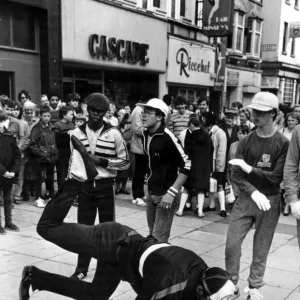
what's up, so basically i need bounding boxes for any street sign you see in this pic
[214,43,226,91]
[290,23,300,38]
[203,0,234,37]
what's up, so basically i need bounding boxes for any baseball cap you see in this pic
[137,98,169,117]
[247,92,278,111]
[202,267,235,300]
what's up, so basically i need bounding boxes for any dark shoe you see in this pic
[70,271,87,280]
[119,189,130,195]
[203,206,216,212]
[19,266,32,300]
[72,199,78,207]
[5,223,20,232]
[0,226,6,235]
[220,210,227,218]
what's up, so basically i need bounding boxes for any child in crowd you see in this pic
[74,113,86,128]
[0,111,21,234]
[29,107,58,208]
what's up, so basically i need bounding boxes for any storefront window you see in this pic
[0,71,14,99]
[283,78,294,103]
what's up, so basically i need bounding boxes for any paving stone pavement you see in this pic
[1,193,300,300]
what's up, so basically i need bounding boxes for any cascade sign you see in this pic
[88,34,150,66]
[202,0,234,37]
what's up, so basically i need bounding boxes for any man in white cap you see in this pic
[226,92,289,300]
[137,98,191,242]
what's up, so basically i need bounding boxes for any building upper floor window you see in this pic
[291,38,296,57]
[141,0,166,10]
[245,18,262,56]
[0,3,37,51]
[282,22,289,54]
[227,11,245,52]
[195,0,203,28]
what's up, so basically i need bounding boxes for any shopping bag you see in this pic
[225,182,235,203]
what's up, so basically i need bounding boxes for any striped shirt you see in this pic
[168,110,192,137]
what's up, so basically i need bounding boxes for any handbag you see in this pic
[209,177,217,193]
[225,182,236,203]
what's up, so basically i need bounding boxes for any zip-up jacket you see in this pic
[141,125,191,195]
[0,128,21,185]
[71,122,130,179]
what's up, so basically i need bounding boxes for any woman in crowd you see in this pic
[279,112,300,216]
[239,108,255,130]
[227,125,250,199]
[115,109,132,195]
[176,116,213,218]
[188,103,196,113]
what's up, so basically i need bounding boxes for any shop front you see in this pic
[61,0,167,108]
[166,36,215,104]
[226,67,262,108]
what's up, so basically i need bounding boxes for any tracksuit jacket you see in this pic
[141,124,191,196]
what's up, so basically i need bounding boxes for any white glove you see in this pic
[229,159,252,174]
[251,191,271,211]
[290,201,300,219]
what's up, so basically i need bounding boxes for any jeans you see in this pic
[75,179,115,275]
[36,180,135,300]
[132,153,148,199]
[56,156,70,190]
[35,163,55,199]
[13,161,25,200]
[0,184,13,225]
[146,192,179,242]
[225,192,280,288]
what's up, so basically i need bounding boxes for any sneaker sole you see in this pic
[5,227,20,232]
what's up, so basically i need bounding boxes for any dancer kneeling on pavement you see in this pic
[176,115,214,218]
[20,179,235,300]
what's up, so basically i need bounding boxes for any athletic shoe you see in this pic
[0,226,6,235]
[19,266,33,300]
[175,210,183,217]
[198,212,205,218]
[203,206,216,212]
[135,198,146,207]
[35,198,46,208]
[245,287,263,300]
[5,223,20,232]
[70,271,87,280]
[220,210,227,218]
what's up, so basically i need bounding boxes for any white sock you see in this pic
[177,193,189,214]
[218,190,226,211]
[209,192,216,208]
[197,193,205,215]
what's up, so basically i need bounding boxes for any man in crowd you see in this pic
[203,111,227,217]
[169,96,192,137]
[67,93,83,117]
[18,90,31,106]
[54,106,75,190]
[226,92,289,300]
[40,95,50,108]
[139,98,191,242]
[197,97,210,123]
[130,96,148,207]
[283,110,300,258]
[49,92,64,123]
[19,179,235,300]
[70,93,130,280]
[29,106,58,208]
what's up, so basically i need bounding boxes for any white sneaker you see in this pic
[35,198,46,208]
[175,210,183,217]
[244,287,263,300]
[135,198,146,207]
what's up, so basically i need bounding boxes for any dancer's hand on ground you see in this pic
[229,159,252,174]
[251,191,271,211]
[160,193,175,210]
[290,201,300,219]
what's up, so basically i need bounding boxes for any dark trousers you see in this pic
[75,179,115,275]
[56,156,70,190]
[35,180,133,300]
[35,163,55,199]
[132,153,148,199]
[0,184,13,225]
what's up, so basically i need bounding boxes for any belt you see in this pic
[139,243,170,277]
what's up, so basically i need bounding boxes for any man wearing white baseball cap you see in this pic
[226,92,289,300]
[137,98,191,242]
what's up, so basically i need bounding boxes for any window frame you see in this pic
[195,0,203,28]
[245,18,262,57]
[228,11,246,53]
[0,3,39,53]
[282,22,289,55]
[291,37,296,57]
[295,0,299,9]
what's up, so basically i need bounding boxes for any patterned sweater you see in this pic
[168,110,192,137]
[70,122,130,180]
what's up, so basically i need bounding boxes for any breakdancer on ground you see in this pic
[19,179,235,300]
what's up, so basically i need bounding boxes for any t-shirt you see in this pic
[232,130,289,196]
